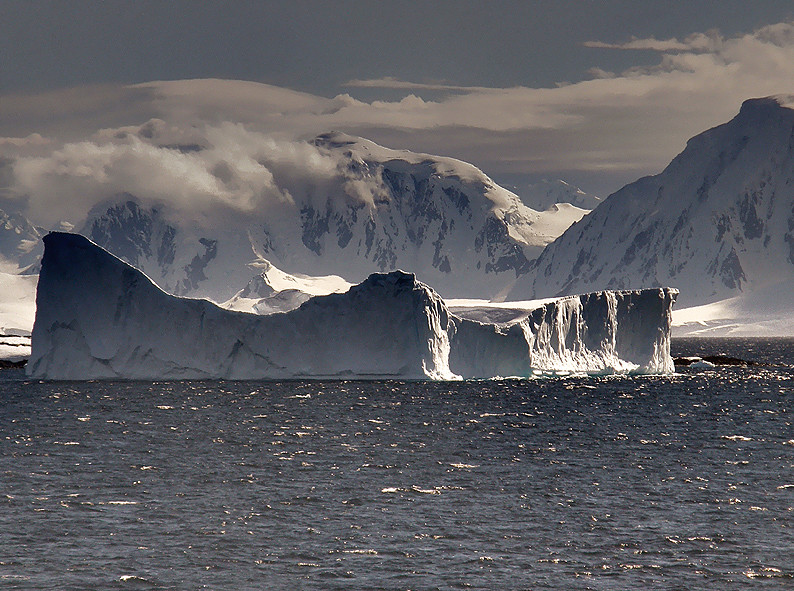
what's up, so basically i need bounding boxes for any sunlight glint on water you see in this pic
[0,338,792,590]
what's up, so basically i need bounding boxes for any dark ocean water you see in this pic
[0,338,792,590]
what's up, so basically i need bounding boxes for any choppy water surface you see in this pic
[0,338,792,590]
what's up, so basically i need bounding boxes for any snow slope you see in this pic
[511,97,794,308]
[28,233,676,379]
[0,266,36,361]
[0,208,42,272]
[515,179,601,211]
[0,262,36,361]
[222,260,352,314]
[0,268,37,335]
[672,278,794,336]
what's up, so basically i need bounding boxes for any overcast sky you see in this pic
[3,0,794,220]
[3,0,792,96]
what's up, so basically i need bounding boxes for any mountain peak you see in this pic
[731,96,794,129]
[312,131,359,150]
[739,95,794,114]
[510,98,794,307]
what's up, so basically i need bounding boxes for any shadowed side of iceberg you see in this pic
[28,233,456,380]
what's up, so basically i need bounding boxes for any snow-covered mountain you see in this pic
[514,179,601,211]
[222,260,352,315]
[80,198,247,302]
[510,96,794,308]
[82,132,589,301]
[0,207,42,272]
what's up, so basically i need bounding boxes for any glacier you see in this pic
[28,233,677,380]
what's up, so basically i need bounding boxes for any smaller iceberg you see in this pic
[28,233,677,380]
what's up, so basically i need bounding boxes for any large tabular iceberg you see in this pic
[28,233,677,380]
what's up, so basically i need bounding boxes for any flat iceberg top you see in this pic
[28,233,677,380]
[451,287,679,326]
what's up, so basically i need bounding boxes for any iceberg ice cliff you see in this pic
[28,233,455,380]
[28,233,676,380]
[450,290,678,377]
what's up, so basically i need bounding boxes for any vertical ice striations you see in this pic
[449,288,677,377]
[29,233,676,380]
[523,289,677,374]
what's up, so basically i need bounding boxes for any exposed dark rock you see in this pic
[0,359,27,369]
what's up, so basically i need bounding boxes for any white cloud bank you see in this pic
[6,121,351,228]
[326,21,794,176]
[582,31,724,53]
[2,21,794,226]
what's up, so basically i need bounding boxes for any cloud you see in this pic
[344,77,492,92]
[3,21,794,218]
[321,21,794,181]
[7,121,350,228]
[583,31,722,53]
[0,133,51,148]
[252,21,794,180]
